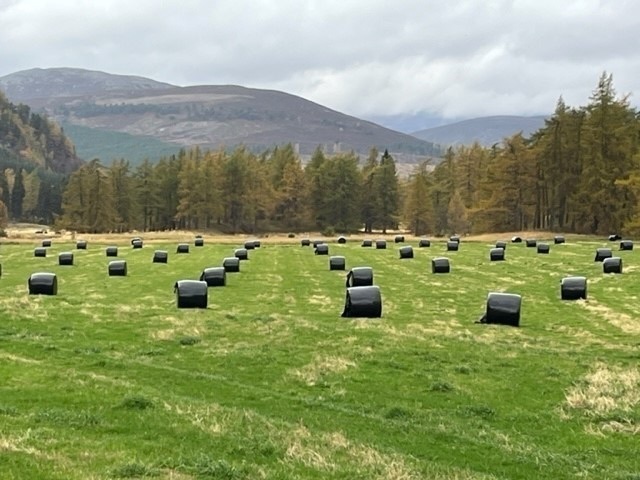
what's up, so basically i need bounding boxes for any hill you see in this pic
[0,68,440,163]
[411,115,548,147]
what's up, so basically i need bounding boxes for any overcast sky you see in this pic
[1,0,639,128]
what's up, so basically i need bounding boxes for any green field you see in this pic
[0,237,639,479]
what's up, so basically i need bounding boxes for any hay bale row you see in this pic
[174,280,208,309]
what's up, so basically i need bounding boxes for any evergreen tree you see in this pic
[373,149,399,233]
[10,167,24,219]
[361,147,379,233]
[403,161,433,235]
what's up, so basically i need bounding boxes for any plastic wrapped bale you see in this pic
[399,246,414,259]
[608,234,622,241]
[58,252,74,266]
[375,240,387,249]
[42,239,52,247]
[620,240,634,251]
[329,256,346,271]
[108,260,127,276]
[76,240,88,250]
[450,235,461,243]
[244,240,256,250]
[153,250,168,263]
[432,257,450,273]
[537,243,550,254]
[595,248,612,262]
[490,248,505,261]
[361,239,373,247]
[446,241,459,251]
[603,257,623,274]
[176,243,190,254]
[341,286,382,318]
[234,248,249,260]
[105,246,118,257]
[131,237,142,245]
[253,240,261,248]
[511,236,522,243]
[314,244,329,255]
[394,235,405,243]
[418,238,431,248]
[337,236,347,244]
[346,267,374,287]
[554,236,565,244]
[525,239,537,248]
[481,292,522,327]
[200,267,226,287]
[312,240,324,248]
[132,239,143,249]
[561,276,587,300]
[34,247,47,258]
[174,280,208,309]
[223,257,240,272]
[28,272,57,295]
[194,237,204,247]
[301,239,311,247]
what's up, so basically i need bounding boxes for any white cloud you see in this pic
[1,0,639,122]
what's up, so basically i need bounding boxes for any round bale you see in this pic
[620,240,634,251]
[341,286,382,318]
[312,240,324,248]
[495,241,507,250]
[108,260,127,276]
[301,238,311,247]
[594,248,612,262]
[394,235,405,243]
[361,239,373,247]
[253,240,261,248]
[450,235,461,243]
[399,245,414,259]
[432,257,450,273]
[234,248,249,260]
[131,237,142,246]
[561,276,587,300]
[346,267,374,287]
[314,244,329,255]
[446,240,459,251]
[490,247,505,261]
[194,237,204,247]
[554,235,565,244]
[34,247,47,258]
[525,239,537,248]
[608,234,622,241]
[337,236,347,244]
[176,243,190,254]
[132,239,143,249]
[603,257,623,274]
[537,243,550,254]
[58,252,74,266]
[28,272,57,295]
[174,280,208,309]
[511,236,522,243]
[153,250,168,263]
[375,239,387,249]
[200,267,226,287]
[329,256,346,271]
[105,246,118,257]
[76,240,88,250]
[483,292,521,327]
[244,240,256,250]
[222,257,240,272]
[42,239,52,247]
[418,238,431,248]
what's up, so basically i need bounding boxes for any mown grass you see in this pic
[0,236,639,479]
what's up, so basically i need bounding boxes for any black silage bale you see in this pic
[176,243,190,254]
[244,240,256,250]
[329,256,346,271]
[595,248,612,262]
[525,239,537,248]
[446,240,459,251]
[608,234,622,241]
[482,292,521,327]
[132,239,143,249]
[108,260,127,276]
[554,236,565,244]
[222,257,240,272]
[341,286,382,318]
[620,240,634,251]
[105,246,118,257]
[42,239,52,247]
[561,276,587,300]
[450,235,461,243]
[495,241,507,250]
[394,235,405,243]
[490,248,505,261]
[337,236,347,244]
[34,247,47,258]
[312,240,324,248]
[375,239,387,249]
[28,272,57,295]
[175,280,208,309]
[511,236,522,243]
[361,239,373,247]
[399,246,414,259]
[153,250,168,263]
[432,257,450,273]
[315,244,329,255]
[200,267,226,287]
[301,239,311,247]
[418,238,431,247]
[194,238,204,247]
[235,248,249,260]
[58,252,74,266]
[603,257,623,274]
[537,243,550,254]
[76,240,88,250]
[346,267,373,287]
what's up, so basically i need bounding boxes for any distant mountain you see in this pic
[411,115,548,147]
[0,90,82,173]
[0,68,440,164]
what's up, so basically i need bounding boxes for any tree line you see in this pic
[4,72,639,236]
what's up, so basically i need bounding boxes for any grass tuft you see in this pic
[119,395,154,410]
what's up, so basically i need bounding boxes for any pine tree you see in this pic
[373,149,399,233]
[403,161,433,235]
[361,147,379,233]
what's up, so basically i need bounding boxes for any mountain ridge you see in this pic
[0,68,439,163]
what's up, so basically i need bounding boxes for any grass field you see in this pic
[0,236,639,479]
